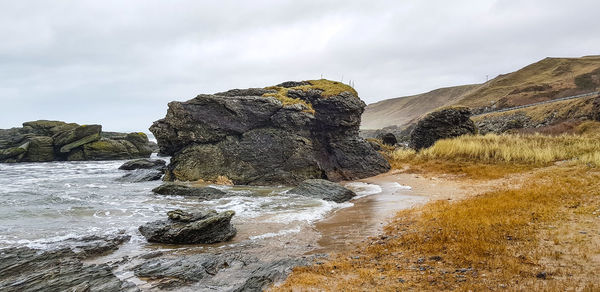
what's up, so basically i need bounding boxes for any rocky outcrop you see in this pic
[409,107,476,150]
[476,112,533,134]
[150,80,390,185]
[138,209,236,244]
[289,179,356,203]
[0,235,137,292]
[117,169,164,182]
[152,183,228,199]
[0,120,155,163]
[593,96,600,121]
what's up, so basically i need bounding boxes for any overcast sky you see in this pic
[1,0,599,132]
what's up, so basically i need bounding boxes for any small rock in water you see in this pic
[138,209,236,244]
[152,183,228,200]
[118,158,166,171]
[117,169,163,182]
[288,179,356,203]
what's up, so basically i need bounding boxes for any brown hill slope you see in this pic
[362,56,600,130]
[361,84,480,129]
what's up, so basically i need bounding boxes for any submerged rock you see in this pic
[409,107,476,150]
[150,80,390,185]
[152,183,228,199]
[138,209,236,244]
[289,179,356,203]
[0,120,155,163]
[119,158,166,171]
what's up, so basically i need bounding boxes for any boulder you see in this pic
[125,132,153,157]
[138,209,236,244]
[289,179,356,203]
[409,107,476,150]
[152,184,228,200]
[22,120,77,136]
[119,158,166,171]
[0,143,28,161]
[150,80,390,185]
[117,169,163,182]
[381,133,397,146]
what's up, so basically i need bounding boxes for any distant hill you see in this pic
[362,55,600,130]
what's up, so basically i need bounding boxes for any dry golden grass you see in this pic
[386,133,600,178]
[274,166,600,291]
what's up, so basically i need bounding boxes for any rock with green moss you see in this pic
[83,139,131,160]
[53,124,102,149]
[125,132,153,157]
[151,80,390,185]
[0,143,28,161]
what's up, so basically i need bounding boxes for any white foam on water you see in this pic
[269,199,353,224]
[249,226,302,240]
[390,182,412,190]
[344,182,383,199]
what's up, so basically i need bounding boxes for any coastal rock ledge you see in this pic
[150,79,390,185]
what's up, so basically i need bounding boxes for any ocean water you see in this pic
[0,155,384,251]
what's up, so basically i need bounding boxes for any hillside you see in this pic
[362,56,600,130]
[361,85,480,129]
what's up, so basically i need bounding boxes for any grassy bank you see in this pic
[273,130,600,291]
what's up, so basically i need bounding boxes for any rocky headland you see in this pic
[150,79,390,185]
[0,120,155,163]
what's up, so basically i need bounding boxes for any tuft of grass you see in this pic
[262,79,358,115]
[274,166,600,291]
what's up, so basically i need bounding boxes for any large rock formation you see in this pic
[0,120,154,163]
[409,107,476,150]
[150,80,390,185]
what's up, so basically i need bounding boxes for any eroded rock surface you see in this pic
[150,80,390,185]
[152,184,228,199]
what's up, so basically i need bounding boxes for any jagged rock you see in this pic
[409,107,476,150]
[119,158,166,171]
[0,143,28,161]
[289,179,356,203]
[476,112,532,134]
[138,209,236,244]
[150,80,390,185]
[0,236,137,292]
[381,133,397,146]
[117,169,163,182]
[152,184,228,199]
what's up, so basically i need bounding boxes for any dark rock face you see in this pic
[150,80,390,185]
[289,179,356,203]
[0,120,154,163]
[409,107,476,150]
[138,209,236,244]
[0,235,137,292]
[119,158,166,171]
[381,133,397,146]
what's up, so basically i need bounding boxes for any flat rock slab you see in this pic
[118,158,166,171]
[139,209,236,244]
[117,169,163,182]
[289,179,356,203]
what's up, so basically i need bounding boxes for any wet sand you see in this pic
[313,170,479,253]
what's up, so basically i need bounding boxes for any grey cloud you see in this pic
[1,0,599,131]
